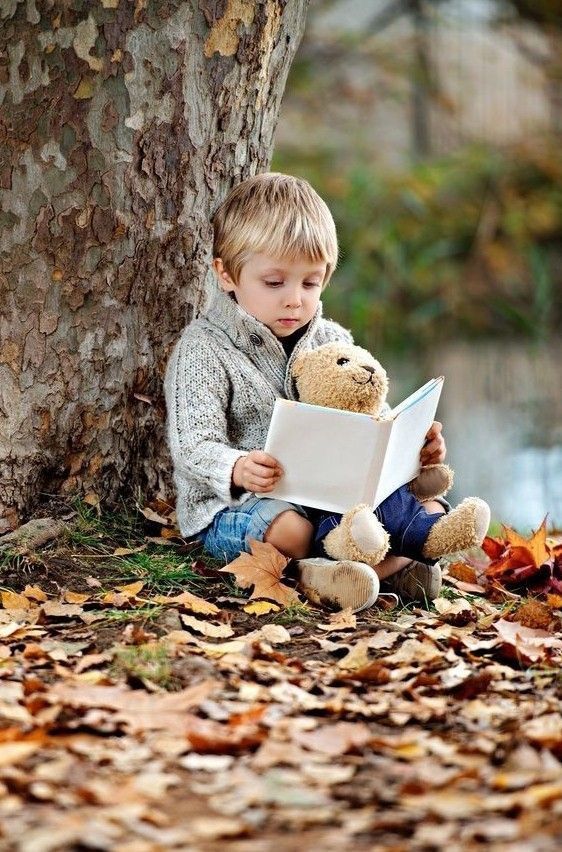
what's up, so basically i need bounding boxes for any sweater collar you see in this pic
[204,287,323,358]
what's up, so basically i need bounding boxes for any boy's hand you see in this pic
[421,421,446,466]
[232,451,283,493]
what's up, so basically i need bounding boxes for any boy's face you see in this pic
[214,253,327,338]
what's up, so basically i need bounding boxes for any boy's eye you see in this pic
[265,281,283,287]
[337,357,350,366]
[304,281,321,288]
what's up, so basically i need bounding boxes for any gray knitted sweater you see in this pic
[164,287,353,537]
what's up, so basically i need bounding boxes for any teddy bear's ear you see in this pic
[291,351,307,379]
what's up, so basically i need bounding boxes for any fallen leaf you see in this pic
[112,545,147,557]
[152,590,220,615]
[493,618,562,663]
[522,714,562,751]
[434,596,475,625]
[0,741,42,767]
[249,623,291,645]
[243,600,280,616]
[181,614,234,638]
[140,506,171,525]
[318,607,356,632]
[294,721,371,755]
[1,591,31,610]
[41,601,84,619]
[115,581,144,596]
[447,561,479,584]
[503,518,550,568]
[23,585,48,602]
[48,679,218,734]
[64,591,90,605]
[220,539,300,606]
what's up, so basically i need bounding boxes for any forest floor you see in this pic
[1,498,562,851]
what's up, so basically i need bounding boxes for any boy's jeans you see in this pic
[196,485,446,564]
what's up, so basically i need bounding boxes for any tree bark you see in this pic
[0,0,309,532]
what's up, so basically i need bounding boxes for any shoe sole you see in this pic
[296,558,379,613]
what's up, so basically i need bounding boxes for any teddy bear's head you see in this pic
[291,342,389,416]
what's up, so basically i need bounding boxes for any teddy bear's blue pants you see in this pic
[310,484,445,564]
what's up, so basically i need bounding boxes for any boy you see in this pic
[165,173,450,612]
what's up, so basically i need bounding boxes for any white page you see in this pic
[373,377,444,507]
[263,400,392,513]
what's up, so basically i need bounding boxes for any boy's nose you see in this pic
[285,290,302,307]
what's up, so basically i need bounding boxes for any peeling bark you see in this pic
[0,0,309,531]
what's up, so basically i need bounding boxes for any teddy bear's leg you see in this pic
[410,463,454,501]
[422,497,490,560]
[323,504,390,568]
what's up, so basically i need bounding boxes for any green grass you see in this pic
[115,551,206,593]
[64,499,145,554]
[97,605,164,623]
[267,602,315,625]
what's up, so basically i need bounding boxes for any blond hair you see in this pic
[212,172,338,288]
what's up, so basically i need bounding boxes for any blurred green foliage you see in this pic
[272,143,562,355]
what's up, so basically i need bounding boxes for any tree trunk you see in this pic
[0,0,309,532]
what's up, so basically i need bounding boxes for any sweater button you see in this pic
[249,333,263,346]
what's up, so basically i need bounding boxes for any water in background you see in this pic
[387,341,562,532]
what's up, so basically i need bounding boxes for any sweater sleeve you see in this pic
[164,330,250,505]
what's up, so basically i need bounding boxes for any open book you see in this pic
[262,377,444,514]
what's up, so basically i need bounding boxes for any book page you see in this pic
[373,377,444,507]
[263,400,392,514]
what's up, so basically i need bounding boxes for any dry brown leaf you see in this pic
[49,679,218,734]
[181,614,234,638]
[64,591,90,605]
[23,585,48,602]
[152,590,220,615]
[220,539,300,606]
[522,714,562,750]
[294,721,371,756]
[41,601,84,619]
[434,596,475,625]
[1,590,31,610]
[510,599,557,630]
[318,607,356,632]
[493,618,562,663]
[0,741,43,767]
[140,506,171,525]
[339,660,392,684]
[447,561,479,584]
[112,545,147,557]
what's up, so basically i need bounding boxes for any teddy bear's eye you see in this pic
[337,357,350,366]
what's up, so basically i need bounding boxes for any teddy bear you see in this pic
[290,342,490,569]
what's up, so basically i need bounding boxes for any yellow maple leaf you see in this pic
[243,600,280,616]
[502,517,551,568]
[221,539,300,607]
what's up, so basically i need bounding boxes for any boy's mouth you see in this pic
[278,318,300,326]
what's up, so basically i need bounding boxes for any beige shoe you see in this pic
[381,560,442,604]
[295,557,379,613]
[422,497,490,560]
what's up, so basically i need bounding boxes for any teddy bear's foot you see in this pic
[410,463,454,501]
[323,503,390,568]
[422,497,490,560]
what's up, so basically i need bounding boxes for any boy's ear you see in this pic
[213,257,235,292]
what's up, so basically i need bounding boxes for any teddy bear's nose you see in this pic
[362,365,375,374]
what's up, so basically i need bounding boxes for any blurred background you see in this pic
[273,0,562,532]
